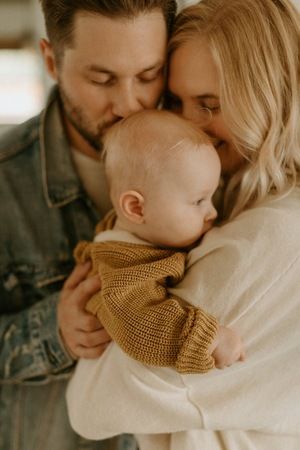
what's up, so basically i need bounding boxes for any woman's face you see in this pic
[168,38,244,176]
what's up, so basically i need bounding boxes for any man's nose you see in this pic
[111,82,142,118]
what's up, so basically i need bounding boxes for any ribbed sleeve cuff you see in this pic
[30,293,75,376]
[176,308,218,374]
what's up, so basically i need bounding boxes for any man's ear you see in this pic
[119,190,145,224]
[39,38,58,81]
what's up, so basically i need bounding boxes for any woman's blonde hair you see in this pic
[169,0,300,218]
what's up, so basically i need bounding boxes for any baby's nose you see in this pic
[207,204,218,221]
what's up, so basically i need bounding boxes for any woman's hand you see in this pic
[58,262,111,359]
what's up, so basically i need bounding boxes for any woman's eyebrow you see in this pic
[195,94,219,100]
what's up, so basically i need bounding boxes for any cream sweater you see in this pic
[67,189,300,450]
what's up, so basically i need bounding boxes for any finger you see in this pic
[78,328,112,347]
[79,313,105,332]
[64,262,92,290]
[75,343,111,359]
[74,275,102,308]
[216,364,225,370]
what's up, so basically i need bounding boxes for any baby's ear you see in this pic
[119,190,145,224]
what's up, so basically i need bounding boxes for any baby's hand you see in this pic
[209,325,246,369]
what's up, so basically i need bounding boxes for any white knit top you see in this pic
[67,188,300,450]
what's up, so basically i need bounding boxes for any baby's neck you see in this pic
[113,217,142,237]
[113,217,152,245]
[113,217,128,233]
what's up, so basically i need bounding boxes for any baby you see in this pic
[75,110,245,373]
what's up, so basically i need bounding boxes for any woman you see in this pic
[67,1,300,448]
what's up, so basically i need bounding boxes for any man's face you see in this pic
[44,10,167,151]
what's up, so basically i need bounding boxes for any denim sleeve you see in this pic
[0,292,75,383]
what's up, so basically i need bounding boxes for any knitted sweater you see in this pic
[67,188,300,450]
[74,213,218,373]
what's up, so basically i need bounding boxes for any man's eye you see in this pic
[140,69,162,83]
[91,78,115,86]
[163,92,182,111]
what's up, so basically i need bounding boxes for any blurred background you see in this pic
[0,0,298,134]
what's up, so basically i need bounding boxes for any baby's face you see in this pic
[142,143,221,248]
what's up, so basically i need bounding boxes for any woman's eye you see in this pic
[196,97,220,113]
[198,103,220,113]
[207,106,220,113]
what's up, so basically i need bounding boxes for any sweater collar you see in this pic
[94,229,153,246]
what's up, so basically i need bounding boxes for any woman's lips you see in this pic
[209,136,225,150]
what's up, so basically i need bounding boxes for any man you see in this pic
[0,1,176,449]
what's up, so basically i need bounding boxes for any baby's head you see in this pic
[103,110,221,248]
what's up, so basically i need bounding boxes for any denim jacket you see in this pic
[0,88,137,450]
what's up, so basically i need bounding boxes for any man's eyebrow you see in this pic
[139,61,164,74]
[85,61,164,75]
[86,65,113,74]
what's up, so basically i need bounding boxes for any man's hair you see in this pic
[103,109,211,206]
[39,0,177,54]
[169,0,300,219]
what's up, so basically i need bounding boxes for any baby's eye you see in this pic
[194,199,203,206]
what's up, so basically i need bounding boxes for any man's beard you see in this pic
[58,84,117,152]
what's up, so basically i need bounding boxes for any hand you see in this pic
[209,325,246,369]
[58,262,111,359]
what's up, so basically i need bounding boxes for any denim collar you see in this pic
[40,86,84,208]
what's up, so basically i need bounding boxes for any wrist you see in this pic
[58,328,78,361]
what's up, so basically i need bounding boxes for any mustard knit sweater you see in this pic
[74,215,218,374]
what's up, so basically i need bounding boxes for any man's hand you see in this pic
[209,325,246,369]
[58,262,111,359]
